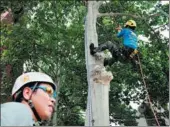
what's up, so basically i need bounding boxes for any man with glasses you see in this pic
[1,72,57,126]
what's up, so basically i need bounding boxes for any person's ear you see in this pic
[23,87,33,100]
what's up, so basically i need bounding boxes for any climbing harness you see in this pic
[137,54,160,126]
[130,49,138,58]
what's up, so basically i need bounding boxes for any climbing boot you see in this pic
[89,43,104,55]
[90,43,97,55]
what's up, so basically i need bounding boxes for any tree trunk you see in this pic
[85,1,113,126]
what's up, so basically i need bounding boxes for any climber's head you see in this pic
[124,20,136,30]
[12,72,57,121]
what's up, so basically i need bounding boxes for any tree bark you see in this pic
[85,1,113,126]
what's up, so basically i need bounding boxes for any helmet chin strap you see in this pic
[25,82,42,122]
[28,99,41,122]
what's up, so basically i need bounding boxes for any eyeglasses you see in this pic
[31,86,57,99]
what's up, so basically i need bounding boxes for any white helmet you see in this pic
[12,72,57,96]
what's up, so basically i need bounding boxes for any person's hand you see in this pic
[115,25,122,31]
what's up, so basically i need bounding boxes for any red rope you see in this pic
[137,54,160,126]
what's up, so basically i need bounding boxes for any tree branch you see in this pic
[97,12,161,20]
[97,12,141,18]
[96,1,103,9]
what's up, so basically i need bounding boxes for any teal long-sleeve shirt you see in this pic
[117,28,138,49]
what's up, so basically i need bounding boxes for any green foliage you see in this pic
[1,0,168,126]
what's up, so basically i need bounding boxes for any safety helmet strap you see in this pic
[27,100,41,122]
[25,82,42,122]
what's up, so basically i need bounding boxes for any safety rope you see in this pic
[87,80,93,126]
[137,54,160,126]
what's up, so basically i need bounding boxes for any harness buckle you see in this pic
[130,49,138,58]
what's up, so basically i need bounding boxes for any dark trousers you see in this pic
[95,41,138,67]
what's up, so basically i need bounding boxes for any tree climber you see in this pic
[1,72,57,126]
[90,19,139,67]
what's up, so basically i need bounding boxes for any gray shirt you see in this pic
[1,102,34,126]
